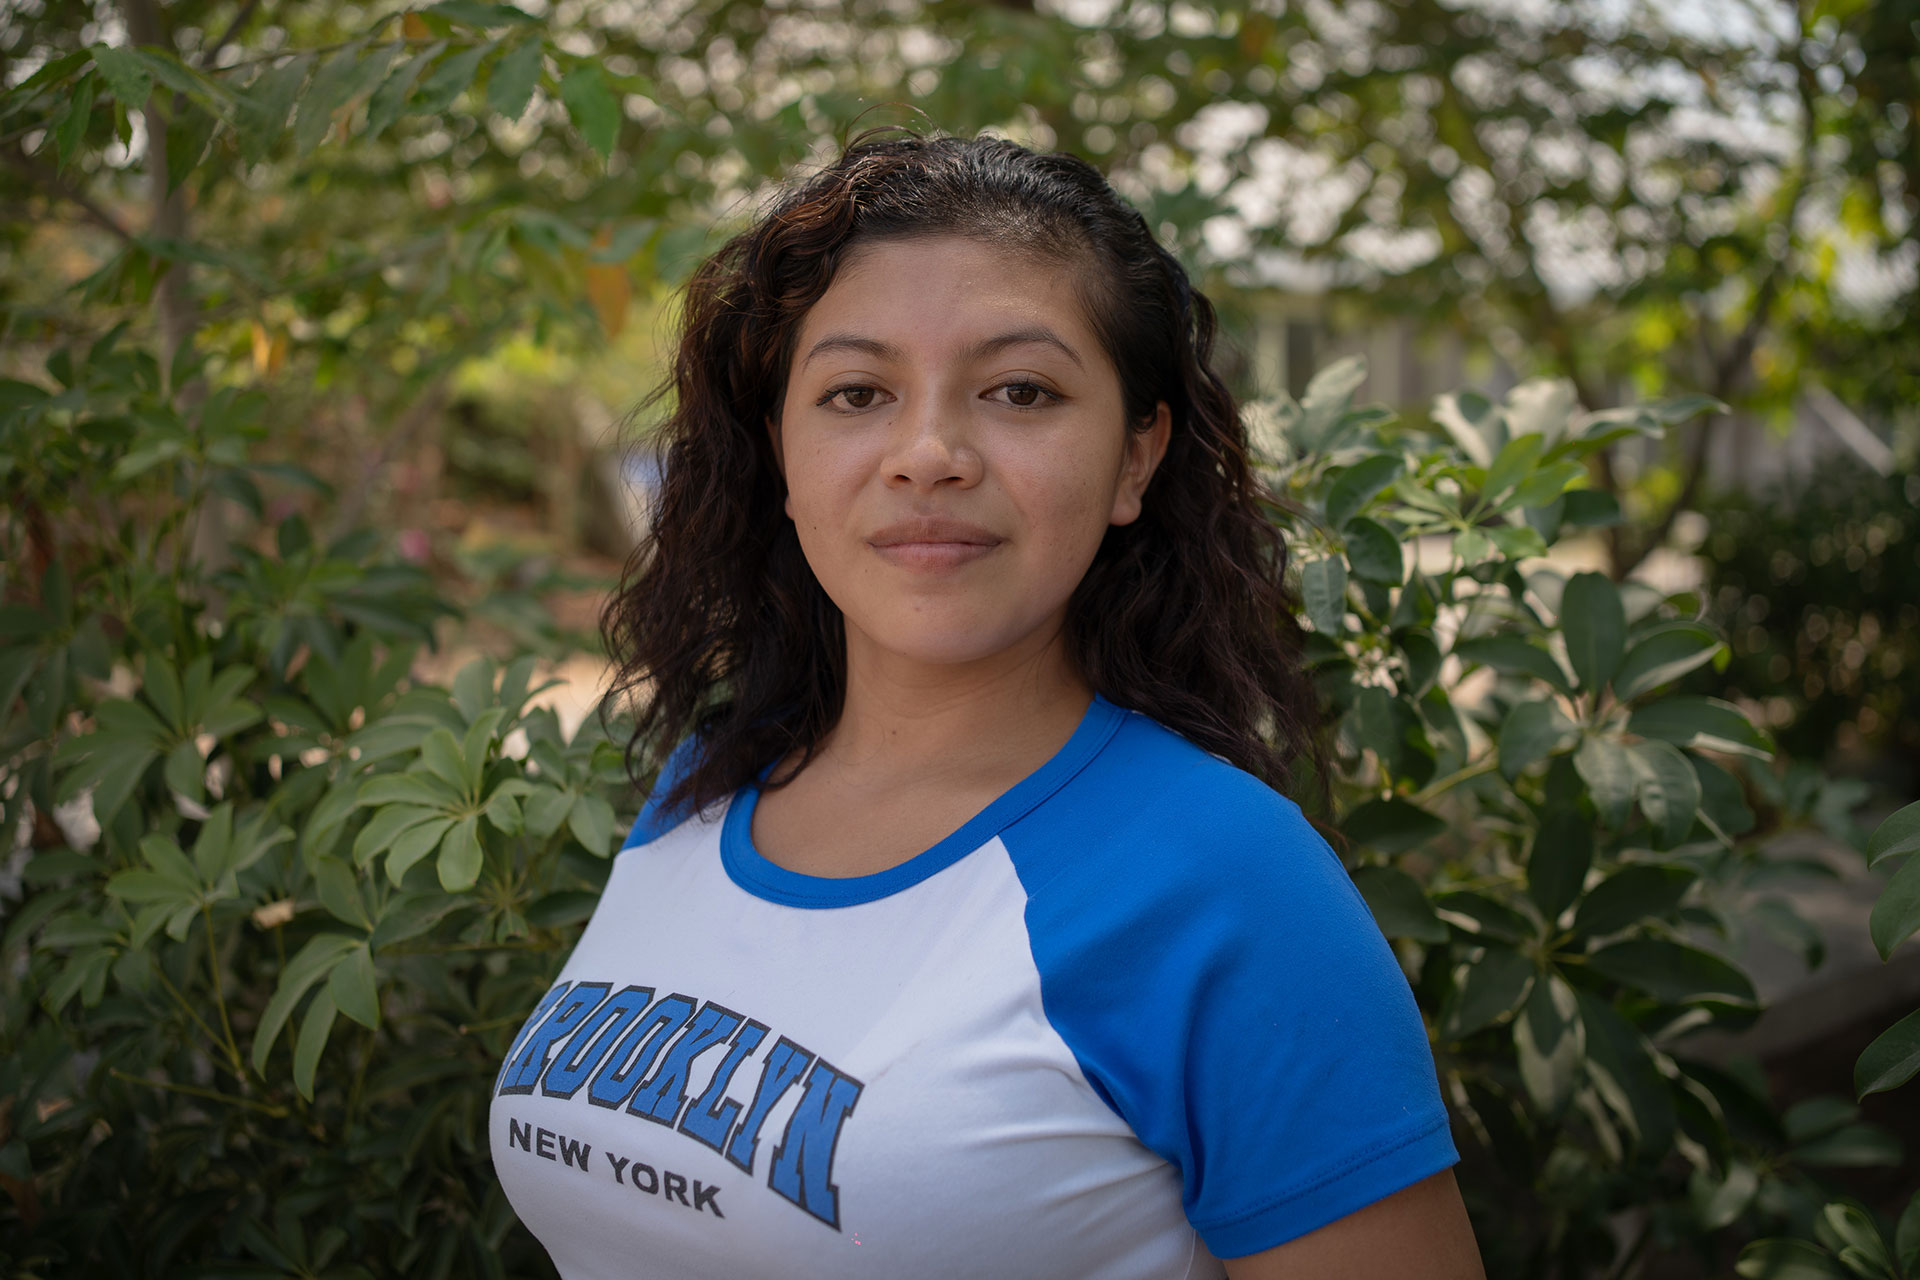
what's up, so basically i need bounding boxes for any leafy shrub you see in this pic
[0,15,1891,1277]
[1262,363,1892,1277]
[1695,458,1920,788]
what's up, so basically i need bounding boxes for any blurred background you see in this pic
[5,0,1912,775]
[2,0,1917,1275]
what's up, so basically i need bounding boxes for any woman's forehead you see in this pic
[795,236,1098,364]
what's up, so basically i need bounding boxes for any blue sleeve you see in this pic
[619,735,705,849]
[1003,718,1457,1259]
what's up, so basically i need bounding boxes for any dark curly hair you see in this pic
[600,127,1323,822]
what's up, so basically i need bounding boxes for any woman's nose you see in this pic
[883,394,982,490]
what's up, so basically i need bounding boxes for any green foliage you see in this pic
[1,314,634,1274]
[1265,363,1892,1277]
[1695,460,1920,785]
[1,4,1905,1275]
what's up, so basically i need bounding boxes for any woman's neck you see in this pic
[819,619,1092,788]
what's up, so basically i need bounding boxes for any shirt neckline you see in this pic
[719,694,1128,909]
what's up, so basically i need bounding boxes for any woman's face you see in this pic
[772,234,1169,676]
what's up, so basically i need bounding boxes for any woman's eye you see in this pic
[821,385,881,410]
[995,382,1056,409]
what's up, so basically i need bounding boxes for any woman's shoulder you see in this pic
[1004,703,1344,904]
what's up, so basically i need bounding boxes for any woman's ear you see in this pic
[1109,401,1172,527]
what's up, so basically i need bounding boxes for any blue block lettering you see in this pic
[584,993,696,1109]
[679,1019,768,1154]
[539,985,654,1100]
[723,1036,813,1175]
[498,982,611,1095]
[630,1002,743,1126]
[768,1059,863,1230]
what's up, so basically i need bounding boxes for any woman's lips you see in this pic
[867,518,1004,571]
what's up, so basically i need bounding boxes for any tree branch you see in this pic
[1,150,138,245]
[197,0,265,70]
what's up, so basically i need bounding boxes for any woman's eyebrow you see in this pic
[800,326,1085,371]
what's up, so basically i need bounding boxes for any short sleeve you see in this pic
[619,735,705,849]
[1002,719,1458,1259]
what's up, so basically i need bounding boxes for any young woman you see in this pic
[490,131,1484,1279]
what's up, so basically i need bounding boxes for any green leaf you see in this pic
[1560,572,1625,693]
[358,771,460,809]
[1343,516,1403,585]
[1588,939,1757,1005]
[384,816,455,885]
[461,705,507,794]
[313,856,371,931]
[1350,865,1447,943]
[567,792,617,856]
[523,786,574,838]
[235,54,311,164]
[1498,699,1574,780]
[292,41,378,156]
[1735,1240,1846,1280]
[52,70,95,171]
[1511,461,1587,510]
[1857,1008,1920,1100]
[1453,635,1571,693]
[526,890,600,928]
[487,39,543,122]
[1613,622,1725,701]
[1325,454,1402,530]
[1896,1187,1920,1273]
[365,44,439,139]
[1527,810,1592,921]
[144,655,185,733]
[1573,864,1697,939]
[105,868,196,905]
[560,64,620,161]
[419,727,470,799]
[411,42,488,115]
[1867,801,1920,868]
[1692,1162,1759,1231]
[1431,890,1534,943]
[369,892,457,950]
[1574,735,1636,829]
[1817,1204,1895,1270]
[89,45,153,111]
[252,933,361,1072]
[1628,697,1773,759]
[1484,432,1546,502]
[1296,356,1369,452]
[428,0,539,25]
[1430,389,1497,466]
[1514,973,1583,1117]
[483,786,524,835]
[1485,525,1548,561]
[1561,489,1621,528]
[451,655,494,723]
[351,804,443,866]
[1796,1125,1902,1169]
[1870,854,1920,961]
[1299,556,1347,635]
[293,986,338,1100]
[436,814,483,891]
[1341,796,1444,855]
[1441,945,1534,1039]
[164,736,206,804]
[1579,991,1676,1155]
[189,803,236,883]
[328,944,379,1030]
[1630,738,1703,847]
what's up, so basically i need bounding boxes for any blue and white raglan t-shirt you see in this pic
[489,695,1457,1279]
